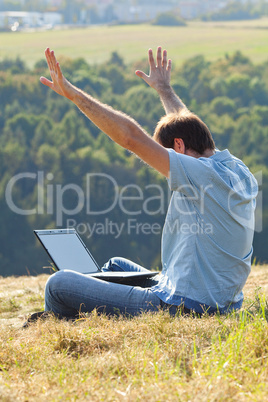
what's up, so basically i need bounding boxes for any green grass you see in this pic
[0,267,268,401]
[1,19,268,68]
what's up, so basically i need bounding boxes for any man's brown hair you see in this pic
[154,110,215,155]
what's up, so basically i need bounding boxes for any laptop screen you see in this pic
[34,229,100,274]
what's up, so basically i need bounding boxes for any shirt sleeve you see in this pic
[167,148,213,196]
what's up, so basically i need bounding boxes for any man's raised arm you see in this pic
[40,48,170,177]
[135,47,187,114]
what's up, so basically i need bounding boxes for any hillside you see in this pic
[1,265,267,329]
[1,48,268,276]
[0,266,267,401]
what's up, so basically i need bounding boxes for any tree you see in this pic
[210,97,236,116]
[202,1,260,21]
[152,12,186,26]
[1,51,268,275]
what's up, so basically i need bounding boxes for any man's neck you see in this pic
[201,149,215,158]
[186,149,215,159]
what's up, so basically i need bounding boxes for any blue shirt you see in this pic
[152,149,258,314]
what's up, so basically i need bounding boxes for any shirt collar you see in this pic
[210,149,231,162]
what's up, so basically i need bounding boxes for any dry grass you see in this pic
[0,266,268,401]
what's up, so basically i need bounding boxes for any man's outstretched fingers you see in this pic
[162,49,167,68]
[56,62,63,79]
[156,46,162,67]
[45,48,54,72]
[39,76,53,88]
[167,59,172,72]
[135,70,148,81]
[50,50,58,70]
[148,48,155,69]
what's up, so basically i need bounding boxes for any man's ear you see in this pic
[174,138,185,154]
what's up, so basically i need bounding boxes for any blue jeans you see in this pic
[45,257,178,318]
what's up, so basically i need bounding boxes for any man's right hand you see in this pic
[135,47,172,93]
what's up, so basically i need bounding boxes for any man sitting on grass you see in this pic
[24,46,258,326]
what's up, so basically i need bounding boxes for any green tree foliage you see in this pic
[210,97,236,116]
[0,57,28,74]
[152,12,186,26]
[0,51,268,276]
[202,0,265,21]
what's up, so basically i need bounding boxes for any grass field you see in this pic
[0,266,267,401]
[0,19,268,69]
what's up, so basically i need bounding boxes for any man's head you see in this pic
[154,109,215,156]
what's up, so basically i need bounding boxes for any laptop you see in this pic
[34,228,159,285]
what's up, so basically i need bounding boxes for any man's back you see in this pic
[152,149,258,314]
